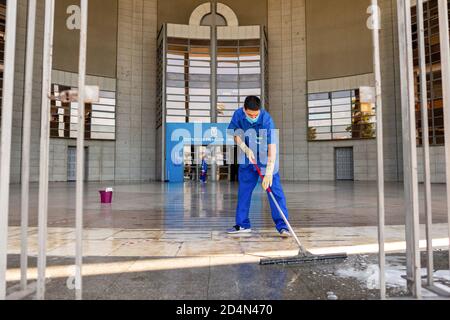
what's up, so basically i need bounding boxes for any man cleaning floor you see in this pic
[227,96,291,237]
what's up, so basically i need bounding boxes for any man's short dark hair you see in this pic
[244,96,261,111]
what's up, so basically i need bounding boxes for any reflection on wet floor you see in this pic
[6,181,450,230]
[4,181,450,299]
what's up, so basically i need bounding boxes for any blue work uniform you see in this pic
[228,108,289,232]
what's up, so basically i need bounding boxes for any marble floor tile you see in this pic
[108,229,162,240]
[108,240,182,257]
[46,240,127,257]
[177,240,243,257]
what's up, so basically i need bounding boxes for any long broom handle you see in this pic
[251,161,307,255]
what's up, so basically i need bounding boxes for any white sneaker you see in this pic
[280,229,291,238]
[227,225,252,234]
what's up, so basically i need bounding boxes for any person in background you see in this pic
[200,155,208,183]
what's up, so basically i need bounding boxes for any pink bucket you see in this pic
[99,190,113,204]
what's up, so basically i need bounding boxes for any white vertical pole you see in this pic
[211,1,217,181]
[405,0,423,298]
[397,0,422,299]
[0,0,18,301]
[37,0,55,300]
[371,0,386,300]
[76,0,88,301]
[20,0,37,292]
[417,0,434,286]
[438,0,450,271]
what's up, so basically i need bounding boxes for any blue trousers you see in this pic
[236,166,289,232]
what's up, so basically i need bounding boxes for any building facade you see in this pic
[0,0,447,183]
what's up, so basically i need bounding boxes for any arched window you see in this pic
[189,2,239,27]
[200,13,227,26]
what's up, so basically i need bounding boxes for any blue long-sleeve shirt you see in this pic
[228,108,279,173]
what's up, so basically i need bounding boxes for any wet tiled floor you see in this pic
[4,181,450,299]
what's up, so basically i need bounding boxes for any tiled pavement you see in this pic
[4,181,450,299]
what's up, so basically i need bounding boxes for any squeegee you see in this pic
[251,161,348,266]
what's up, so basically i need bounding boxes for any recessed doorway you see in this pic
[335,147,354,181]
